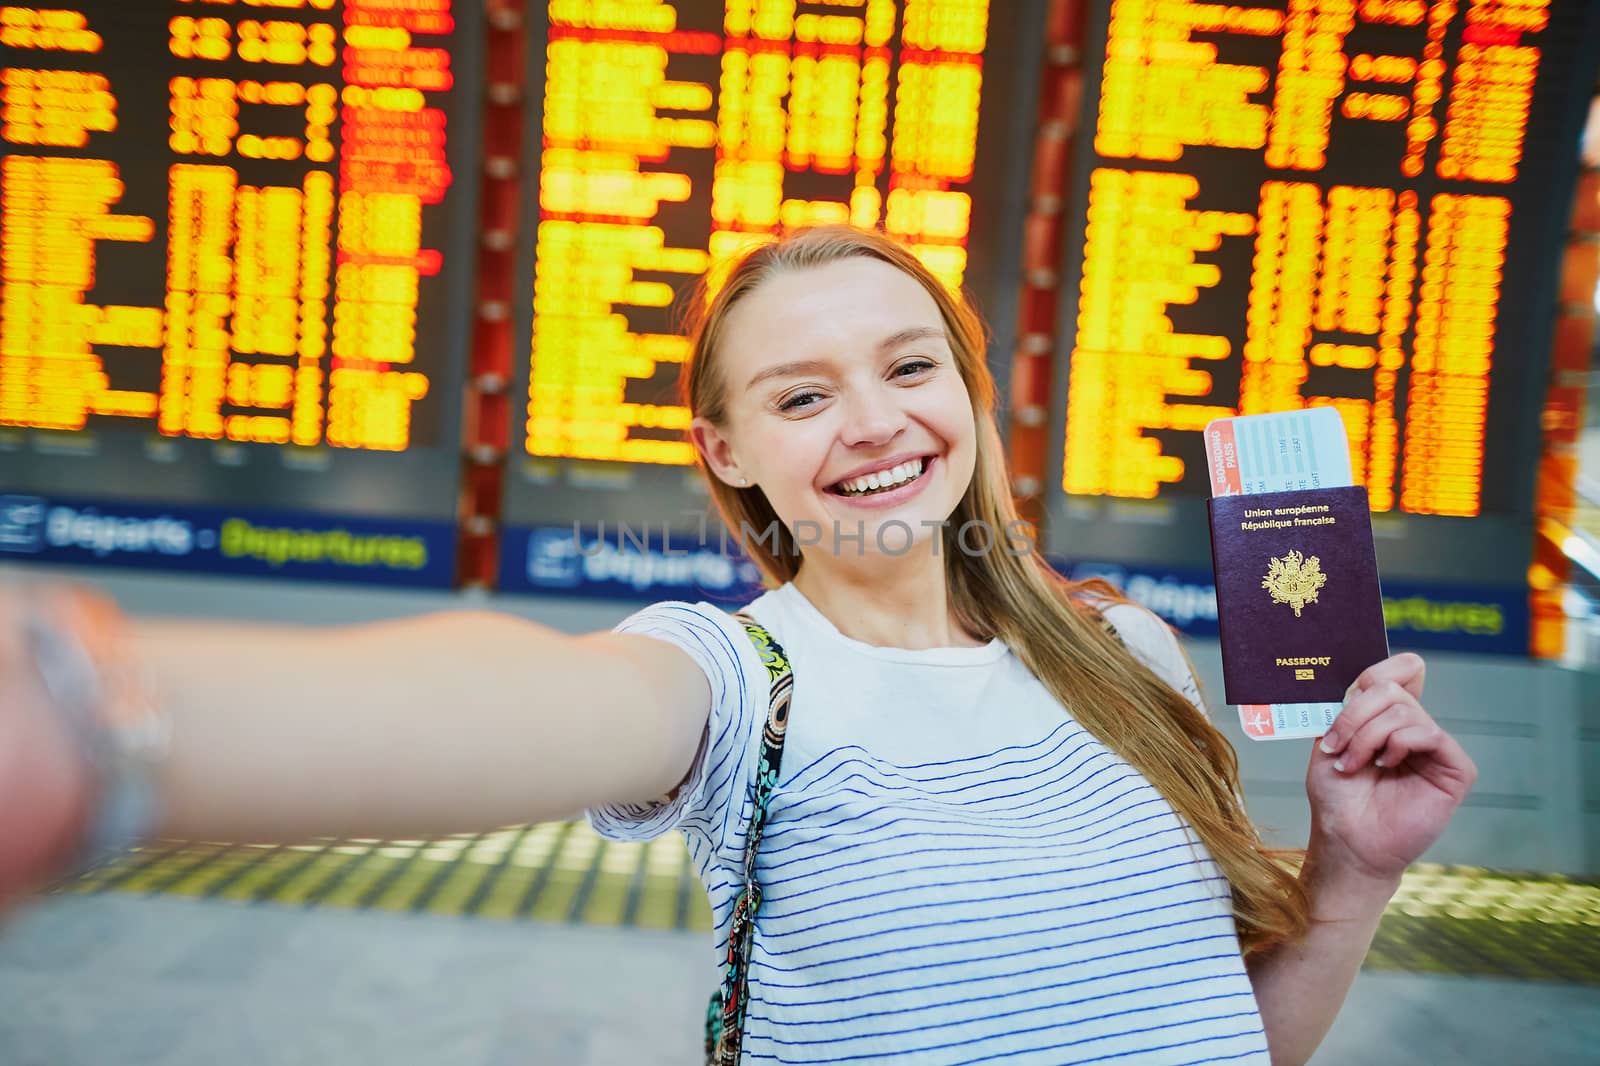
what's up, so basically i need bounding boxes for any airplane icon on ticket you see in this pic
[1243,707,1275,738]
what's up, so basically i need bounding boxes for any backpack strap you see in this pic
[705,610,793,1065]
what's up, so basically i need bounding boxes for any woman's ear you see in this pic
[691,416,749,487]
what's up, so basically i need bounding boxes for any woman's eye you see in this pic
[894,359,936,378]
[779,390,823,412]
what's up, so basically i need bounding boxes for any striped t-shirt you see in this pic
[587,583,1268,1065]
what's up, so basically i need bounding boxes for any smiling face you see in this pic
[691,256,978,561]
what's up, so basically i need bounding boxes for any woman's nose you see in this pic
[841,385,907,447]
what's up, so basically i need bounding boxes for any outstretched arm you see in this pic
[2,588,712,893]
[1246,654,1477,1065]
[140,610,712,843]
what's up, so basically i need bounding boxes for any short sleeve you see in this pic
[584,600,767,864]
[1101,602,1209,717]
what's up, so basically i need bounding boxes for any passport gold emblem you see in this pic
[1262,550,1327,617]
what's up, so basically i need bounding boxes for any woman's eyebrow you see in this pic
[877,325,946,353]
[745,359,831,392]
[743,326,947,392]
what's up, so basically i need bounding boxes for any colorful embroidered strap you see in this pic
[705,611,793,1066]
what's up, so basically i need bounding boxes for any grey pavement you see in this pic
[0,894,1596,1065]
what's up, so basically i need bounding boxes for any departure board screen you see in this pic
[0,1,481,585]
[499,0,1045,597]
[1046,0,1600,588]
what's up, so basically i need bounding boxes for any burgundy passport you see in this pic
[1207,486,1389,705]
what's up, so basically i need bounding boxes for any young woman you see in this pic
[1,226,1474,1065]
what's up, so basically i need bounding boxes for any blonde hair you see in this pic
[682,225,1308,955]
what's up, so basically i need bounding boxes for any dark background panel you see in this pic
[0,1,483,523]
[500,0,1049,538]
[1045,0,1600,591]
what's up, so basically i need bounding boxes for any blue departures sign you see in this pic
[508,524,763,604]
[499,528,1528,656]
[0,495,456,588]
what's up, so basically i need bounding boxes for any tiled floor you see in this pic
[56,823,1600,985]
[1,893,1597,1065]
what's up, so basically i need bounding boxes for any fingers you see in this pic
[1328,652,1427,747]
[1319,676,1478,795]
[1376,724,1479,797]
[1345,652,1426,703]
[1373,722,1444,769]
[1321,678,1413,760]
[1327,683,1422,773]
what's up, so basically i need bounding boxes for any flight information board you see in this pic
[0,0,481,585]
[1046,0,1600,595]
[499,0,1045,598]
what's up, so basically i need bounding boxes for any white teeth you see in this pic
[837,458,925,496]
